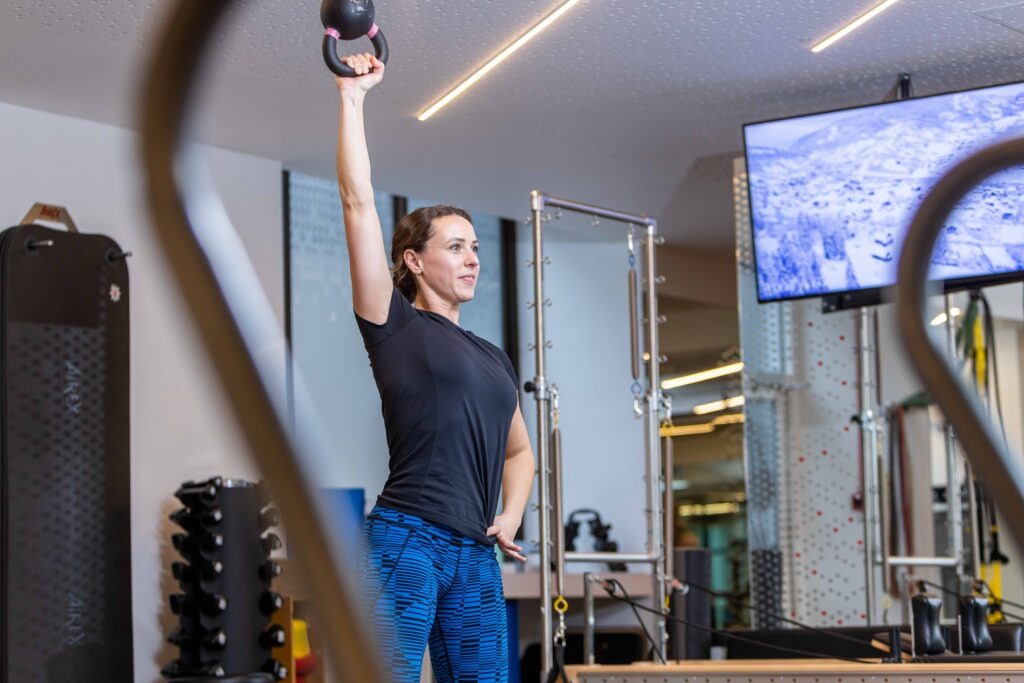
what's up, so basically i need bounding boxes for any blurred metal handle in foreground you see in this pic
[896,135,1024,553]
[138,1,385,680]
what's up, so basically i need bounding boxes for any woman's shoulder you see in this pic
[354,287,421,347]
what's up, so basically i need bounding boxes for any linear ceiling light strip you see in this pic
[692,395,745,416]
[659,413,746,438]
[661,361,744,390]
[417,0,583,121]
[661,423,717,437]
[812,0,902,53]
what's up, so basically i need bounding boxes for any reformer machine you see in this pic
[526,191,674,679]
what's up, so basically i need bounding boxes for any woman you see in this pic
[335,53,535,682]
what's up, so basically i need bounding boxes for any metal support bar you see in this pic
[530,192,554,676]
[584,573,597,665]
[552,421,566,600]
[566,552,660,563]
[966,461,982,574]
[643,222,668,648]
[535,193,655,227]
[887,556,961,568]
[880,424,893,595]
[663,430,675,602]
[858,308,881,623]
[138,1,382,680]
[942,293,965,577]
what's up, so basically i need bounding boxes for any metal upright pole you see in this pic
[643,221,667,653]
[663,428,675,598]
[551,390,566,604]
[583,573,597,665]
[530,191,554,679]
[966,461,981,575]
[858,307,880,623]
[943,293,965,578]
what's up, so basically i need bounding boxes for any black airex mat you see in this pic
[0,224,133,682]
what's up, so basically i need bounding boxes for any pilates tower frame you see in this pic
[527,191,672,679]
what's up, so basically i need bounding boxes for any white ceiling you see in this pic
[3,0,1024,252]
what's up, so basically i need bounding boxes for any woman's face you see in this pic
[410,214,479,304]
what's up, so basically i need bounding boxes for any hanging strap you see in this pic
[545,638,568,683]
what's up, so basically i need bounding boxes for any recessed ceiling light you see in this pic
[812,0,903,53]
[417,0,583,121]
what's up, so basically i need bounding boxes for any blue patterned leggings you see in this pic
[358,505,509,682]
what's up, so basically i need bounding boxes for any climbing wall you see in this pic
[734,159,877,628]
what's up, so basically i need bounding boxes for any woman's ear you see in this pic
[403,249,422,275]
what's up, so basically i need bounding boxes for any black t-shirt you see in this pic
[355,288,519,544]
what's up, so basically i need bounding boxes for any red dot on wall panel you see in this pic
[861,613,867,619]
[822,450,828,456]
[821,611,828,616]
[839,335,845,341]
[841,380,848,386]
[833,527,839,533]
[795,552,802,558]
[844,426,850,432]
[817,360,823,366]
[857,540,863,546]
[811,569,818,576]
[799,456,805,463]
[791,611,797,617]
[848,517,854,523]
[808,322,814,327]
[816,511,823,516]
[837,619,845,625]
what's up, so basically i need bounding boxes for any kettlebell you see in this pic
[320,0,389,78]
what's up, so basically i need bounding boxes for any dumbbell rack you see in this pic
[163,477,287,681]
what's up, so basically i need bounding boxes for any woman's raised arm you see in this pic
[336,53,392,323]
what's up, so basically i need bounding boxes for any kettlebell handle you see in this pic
[322,24,389,78]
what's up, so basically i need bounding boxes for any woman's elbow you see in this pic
[340,193,369,213]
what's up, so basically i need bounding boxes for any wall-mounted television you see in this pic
[744,80,1024,304]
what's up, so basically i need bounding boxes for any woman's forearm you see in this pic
[501,447,535,523]
[336,90,374,209]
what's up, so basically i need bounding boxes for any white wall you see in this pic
[0,101,284,683]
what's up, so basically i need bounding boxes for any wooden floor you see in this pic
[566,659,1024,682]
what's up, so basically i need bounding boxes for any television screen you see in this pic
[744,81,1024,303]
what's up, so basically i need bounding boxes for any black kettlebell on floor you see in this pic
[320,0,389,78]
